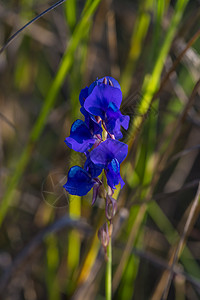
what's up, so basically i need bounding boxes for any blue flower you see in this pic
[65,119,102,153]
[84,84,122,119]
[89,139,128,189]
[84,155,103,178]
[84,84,129,139]
[105,102,130,139]
[63,166,95,196]
[79,77,121,108]
[79,76,122,135]
[64,160,103,200]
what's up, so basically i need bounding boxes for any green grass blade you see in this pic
[120,0,154,97]
[65,0,77,32]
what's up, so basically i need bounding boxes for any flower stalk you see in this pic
[106,225,112,300]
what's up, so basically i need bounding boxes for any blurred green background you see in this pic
[0,0,200,299]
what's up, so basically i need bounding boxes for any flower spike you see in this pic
[63,76,129,215]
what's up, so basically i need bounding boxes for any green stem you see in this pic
[106,231,112,300]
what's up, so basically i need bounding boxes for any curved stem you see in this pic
[105,229,112,300]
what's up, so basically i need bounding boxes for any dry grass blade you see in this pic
[170,145,200,163]
[149,78,200,200]
[161,182,200,300]
[151,184,200,300]
[129,247,200,290]
[154,28,200,101]
[0,112,17,134]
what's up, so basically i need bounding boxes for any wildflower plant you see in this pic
[63,76,129,299]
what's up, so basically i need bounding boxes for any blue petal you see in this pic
[90,139,128,166]
[106,159,125,189]
[84,157,103,178]
[79,88,102,136]
[107,171,125,189]
[106,159,120,188]
[79,87,88,106]
[65,119,96,152]
[63,166,94,196]
[114,115,129,139]
[84,84,122,119]
[80,107,102,135]
[109,158,120,173]
[106,104,130,139]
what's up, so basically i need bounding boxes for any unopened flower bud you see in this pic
[92,178,103,205]
[92,182,100,205]
[98,223,109,248]
[98,183,107,199]
[105,194,117,221]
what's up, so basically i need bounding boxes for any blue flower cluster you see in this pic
[63,76,129,203]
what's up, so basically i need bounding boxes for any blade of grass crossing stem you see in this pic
[148,201,200,278]
[65,0,77,32]
[120,0,154,97]
[0,0,102,226]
